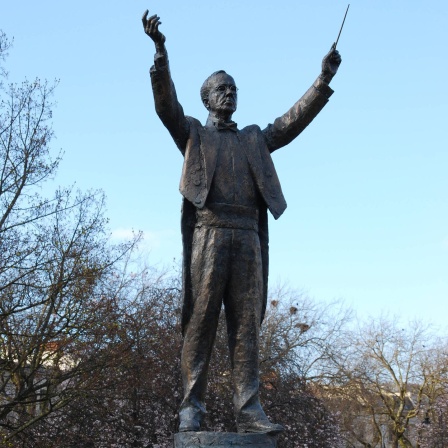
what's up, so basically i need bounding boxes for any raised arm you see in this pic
[142,11,189,153]
[263,46,342,153]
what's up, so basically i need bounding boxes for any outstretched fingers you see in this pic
[148,16,162,35]
[142,11,159,33]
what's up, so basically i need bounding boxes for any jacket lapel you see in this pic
[199,126,219,192]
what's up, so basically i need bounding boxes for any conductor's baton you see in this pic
[334,4,350,49]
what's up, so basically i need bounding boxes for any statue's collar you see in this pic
[206,116,238,132]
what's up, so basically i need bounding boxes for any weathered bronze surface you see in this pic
[142,10,341,435]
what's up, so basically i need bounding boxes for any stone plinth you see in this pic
[174,431,278,448]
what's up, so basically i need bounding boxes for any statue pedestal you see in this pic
[174,431,278,448]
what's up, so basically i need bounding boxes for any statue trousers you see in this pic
[180,206,264,419]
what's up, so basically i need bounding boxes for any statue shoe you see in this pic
[237,417,285,435]
[179,419,200,432]
[178,406,202,432]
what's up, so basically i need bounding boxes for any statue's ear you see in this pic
[202,99,210,110]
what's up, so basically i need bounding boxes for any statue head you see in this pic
[200,70,237,119]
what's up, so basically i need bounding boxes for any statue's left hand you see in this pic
[321,45,342,83]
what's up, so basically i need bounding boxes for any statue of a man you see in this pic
[142,10,341,434]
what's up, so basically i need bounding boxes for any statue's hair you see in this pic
[200,70,228,106]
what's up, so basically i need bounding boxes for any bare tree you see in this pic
[11,276,345,448]
[15,266,184,448]
[0,30,12,86]
[259,283,351,382]
[0,31,139,443]
[325,316,448,448]
[417,393,448,448]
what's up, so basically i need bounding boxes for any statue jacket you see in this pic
[150,49,334,333]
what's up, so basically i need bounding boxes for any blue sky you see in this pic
[3,1,447,328]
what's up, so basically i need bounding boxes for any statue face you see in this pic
[205,73,237,117]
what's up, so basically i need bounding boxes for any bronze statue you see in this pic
[142,10,341,435]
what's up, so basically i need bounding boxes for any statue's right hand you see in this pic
[142,10,166,46]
